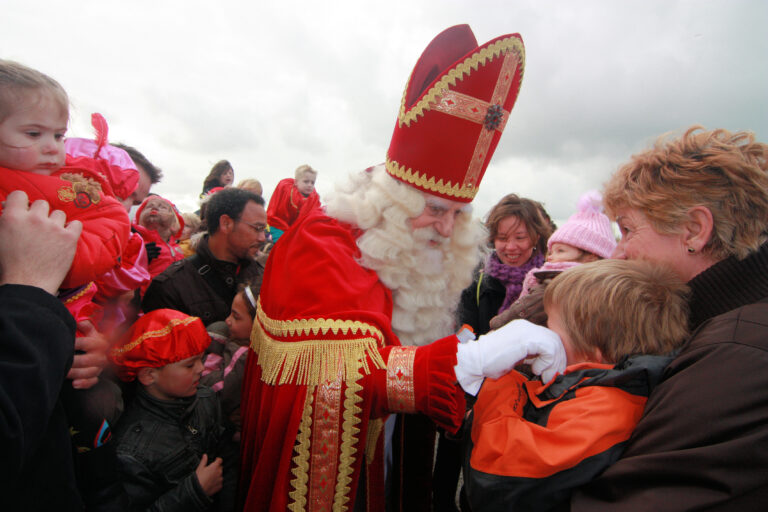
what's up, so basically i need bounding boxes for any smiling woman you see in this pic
[458,193,554,336]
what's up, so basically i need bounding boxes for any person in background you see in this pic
[487,190,616,331]
[201,159,234,197]
[236,178,263,197]
[111,309,237,511]
[111,142,163,210]
[458,194,554,336]
[133,194,186,294]
[465,259,689,511]
[570,126,768,511]
[201,282,257,439]
[179,211,203,257]
[142,188,266,326]
[265,164,320,242]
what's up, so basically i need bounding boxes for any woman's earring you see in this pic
[687,247,696,254]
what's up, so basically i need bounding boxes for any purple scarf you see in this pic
[485,250,545,314]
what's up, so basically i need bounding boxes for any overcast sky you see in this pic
[2,0,766,223]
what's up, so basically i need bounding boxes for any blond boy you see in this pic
[466,259,689,512]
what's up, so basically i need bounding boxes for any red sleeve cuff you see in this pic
[383,335,465,434]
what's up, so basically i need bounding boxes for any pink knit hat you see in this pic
[547,191,616,259]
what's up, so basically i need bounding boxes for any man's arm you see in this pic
[0,190,81,477]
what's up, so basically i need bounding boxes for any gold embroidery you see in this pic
[397,36,525,128]
[256,299,385,342]
[288,388,314,511]
[385,158,477,200]
[334,377,363,511]
[57,173,103,206]
[57,186,76,203]
[462,50,520,189]
[309,367,343,510]
[109,316,200,357]
[251,319,386,386]
[433,90,508,130]
[386,346,417,413]
[365,418,384,465]
[61,282,97,305]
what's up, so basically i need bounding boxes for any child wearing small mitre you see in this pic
[266,164,320,242]
[465,259,689,512]
[110,309,237,512]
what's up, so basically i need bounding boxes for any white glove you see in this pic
[454,319,566,395]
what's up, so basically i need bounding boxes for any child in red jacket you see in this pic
[465,259,690,512]
[266,164,320,242]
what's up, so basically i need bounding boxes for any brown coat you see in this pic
[572,244,768,511]
[142,236,263,325]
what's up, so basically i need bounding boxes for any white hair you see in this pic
[325,165,485,346]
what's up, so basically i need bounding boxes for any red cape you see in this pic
[266,177,320,232]
[239,206,464,511]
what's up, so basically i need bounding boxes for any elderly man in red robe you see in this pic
[239,25,566,511]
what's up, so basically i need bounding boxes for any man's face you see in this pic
[226,201,267,261]
[409,192,469,241]
[138,196,175,231]
[121,166,152,212]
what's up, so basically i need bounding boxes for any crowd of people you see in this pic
[2,22,768,512]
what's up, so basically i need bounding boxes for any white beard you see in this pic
[325,166,486,346]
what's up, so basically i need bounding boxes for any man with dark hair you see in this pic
[142,188,266,325]
[111,143,163,210]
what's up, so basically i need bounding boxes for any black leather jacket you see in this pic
[114,386,236,512]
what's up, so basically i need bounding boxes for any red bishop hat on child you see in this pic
[386,24,525,202]
[109,309,210,382]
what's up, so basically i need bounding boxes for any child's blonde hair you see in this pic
[294,164,317,180]
[0,59,69,122]
[543,259,689,363]
[237,178,263,197]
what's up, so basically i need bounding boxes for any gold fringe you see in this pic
[334,378,363,511]
[397,36,525,128]
[252,320,386,386]
[365,418,384,465]
[288,388,314,511]
[385,158,477,200]
[256,298,385,341]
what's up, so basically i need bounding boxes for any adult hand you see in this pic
[0,190,82,294]
[67,320,109,389]
[195,454,223,497]
[454,319,566,395]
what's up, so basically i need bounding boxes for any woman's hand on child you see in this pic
[454,319,566,395]
[195,453,224,497]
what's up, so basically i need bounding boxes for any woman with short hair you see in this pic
[572,126,768,511]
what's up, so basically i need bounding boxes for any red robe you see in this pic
[0,165,131,290]
[266,178,320,232]
[239,206,465,511]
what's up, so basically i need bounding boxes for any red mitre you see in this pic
[110,309,210,381]
[386,24,525,203]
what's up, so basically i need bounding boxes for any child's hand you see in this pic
[195,454,223,497]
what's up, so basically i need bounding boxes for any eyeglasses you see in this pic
[239,221,268,233]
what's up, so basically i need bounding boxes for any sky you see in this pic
[2,0,766,224]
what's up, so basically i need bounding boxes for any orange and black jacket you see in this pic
[465,354,672,512]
